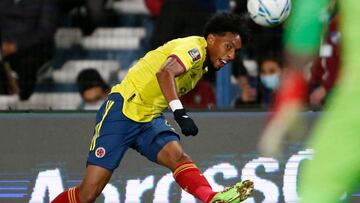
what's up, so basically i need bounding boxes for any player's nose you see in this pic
[227,49,236,61]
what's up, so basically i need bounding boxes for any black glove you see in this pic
[173,109,198,136]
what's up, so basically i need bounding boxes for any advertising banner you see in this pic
[0,112,356,203]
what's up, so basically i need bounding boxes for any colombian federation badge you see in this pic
[95,147,106,158]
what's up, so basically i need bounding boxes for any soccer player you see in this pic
[259,0,360,202]
[52,13,254,203]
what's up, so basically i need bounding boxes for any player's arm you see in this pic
[156,56,185,102]
[156,56,198,136]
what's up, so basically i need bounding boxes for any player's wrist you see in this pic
[173,109,187,119]
[169,99,183,112]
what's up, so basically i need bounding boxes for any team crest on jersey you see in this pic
[188,48,201,62]
[95,147,106,158]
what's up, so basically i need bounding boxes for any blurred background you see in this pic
[0,0,297,111]
[0,0,338,112]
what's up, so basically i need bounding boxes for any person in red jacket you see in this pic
[308,14,340,109]
[180,79,216,109]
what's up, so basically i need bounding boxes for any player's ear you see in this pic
[207,34,216,45]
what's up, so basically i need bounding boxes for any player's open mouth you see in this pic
[219,59,227,67]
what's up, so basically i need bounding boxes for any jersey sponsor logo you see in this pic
[95,147,106,158]
[188,48,201,62]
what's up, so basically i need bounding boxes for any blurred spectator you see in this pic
[258,56,283,105]
[233,76,258,107]
[230,0,284,108]
[0,61,19,95]
[76,68,110,110]
[232,55,283,107]
[144,0,165,17]
[59,0,115,35]
[308,15,340,110]
[0,0,59,100]
[232,56,258,107]
[142,0,166,52]
[180,79,216,109]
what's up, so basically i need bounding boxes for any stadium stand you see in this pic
[0,0,150,110]
[92,27,146,38]
[112,0,150,15]
[55,28,83,49]
[11,92,82,110]
[82,35,141,50]
[52,60,120,83]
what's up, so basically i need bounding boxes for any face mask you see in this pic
[260,73,280,90]
[83,100,104,110]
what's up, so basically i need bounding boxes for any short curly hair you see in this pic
[76,68,110,96]
[203,12,249,46]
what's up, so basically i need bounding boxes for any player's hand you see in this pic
[258,68,308,157]
[309,85,326,108]
[173,109,198,136]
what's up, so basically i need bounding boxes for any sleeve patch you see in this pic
[188,48,201,62]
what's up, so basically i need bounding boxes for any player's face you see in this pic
[206,32,242,70]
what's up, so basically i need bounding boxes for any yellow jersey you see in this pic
[111,36,208,122]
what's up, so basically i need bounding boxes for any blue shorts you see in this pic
[87,93,180,171]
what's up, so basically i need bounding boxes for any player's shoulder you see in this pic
[173,37,207,61]
[170,36,206,47]
[165,36,207,48]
